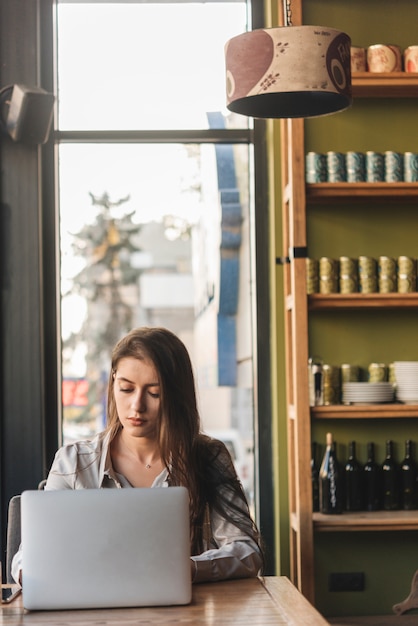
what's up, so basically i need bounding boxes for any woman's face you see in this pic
[113,356,161,440]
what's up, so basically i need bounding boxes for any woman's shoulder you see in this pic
[55,430,108,459]
[196,434,236,474]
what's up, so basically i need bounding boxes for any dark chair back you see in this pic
[6,495,21,583]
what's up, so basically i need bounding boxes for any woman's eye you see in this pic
[148,391,160,398]
[119,387,133,394]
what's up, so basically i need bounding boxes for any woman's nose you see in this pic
[131,389,146,412]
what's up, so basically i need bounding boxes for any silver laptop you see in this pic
[21,487,192,611]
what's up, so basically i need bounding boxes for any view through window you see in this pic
[57,0,256,507]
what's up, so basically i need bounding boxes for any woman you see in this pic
[12,327,263,584]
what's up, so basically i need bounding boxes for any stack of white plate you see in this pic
[394,361,418,404]
[342,382,394,405]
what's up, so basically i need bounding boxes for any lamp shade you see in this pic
[225,26,352,119]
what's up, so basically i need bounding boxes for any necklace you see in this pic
[145,464,151,469]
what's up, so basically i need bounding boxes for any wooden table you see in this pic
[1,576,330,625]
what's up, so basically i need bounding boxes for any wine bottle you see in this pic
[311,441,320,512]
[319,432,343,514]
[344,440,363,511]
[363,442,381,511]
[381,439,400,511]
[400,440,418,510]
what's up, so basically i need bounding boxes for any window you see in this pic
[56,0,259,509]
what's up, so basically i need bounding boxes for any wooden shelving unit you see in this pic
[312,510,418,532]
[352,72,418,97]
[279,3,418,609]
[312,404,418,419]
[306,182,418,202]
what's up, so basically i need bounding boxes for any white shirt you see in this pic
[12,431,262,584]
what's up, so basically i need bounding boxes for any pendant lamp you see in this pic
[225,3,352,119]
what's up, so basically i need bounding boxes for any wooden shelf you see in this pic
[306,182,418,203]
[312,510,418,532]
[352,72,418,97]
[312,404,418,419]
[308,293,418,310]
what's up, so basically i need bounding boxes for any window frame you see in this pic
[44,0,275,574]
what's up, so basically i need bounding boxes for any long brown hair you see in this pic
[106,327,262,557]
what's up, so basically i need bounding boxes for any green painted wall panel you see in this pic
[292,0,418,618]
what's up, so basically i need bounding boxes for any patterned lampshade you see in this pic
[225,26,352,119]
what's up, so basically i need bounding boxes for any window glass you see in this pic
[57,1,255,508]
[57,1,249,130]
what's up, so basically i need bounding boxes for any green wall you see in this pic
[287,0,418,618]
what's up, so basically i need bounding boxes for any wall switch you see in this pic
[329,572,365,592]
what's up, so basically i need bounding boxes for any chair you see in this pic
[5,480,45,583]
[6,495,21,583]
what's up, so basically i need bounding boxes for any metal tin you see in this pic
[359,256,378,293]
[367,44,402,73]
[306,152,327,183]
[339,256,357,275]
[319,256,339,293]
[404,152,418,182]
[319,257,339,278]
[384,151,404,182]
[350,46,367,72]
[326,151,347,182]
[398,256,416,275]
[322,364,340,405]
[346,151,366,182]
[306,258,319,294]
[404,46,418,73]
[378,256,397,275]
[341,363,360,383]
[320,277,339,294]
[368,362,388,383]
[398,275,417,293]
[388,363,396,385]
[308,358,324,407]
[339,257,358,293]
[340,275,358,294]
[379,275,397,293]
[358,255,377,275]
[366,151,384,182]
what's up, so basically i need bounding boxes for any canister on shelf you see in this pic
[397,256,417,294]
[306,258,319,294]
[350,46,367,72]
[309,357,324,407]
[378,256,397,293]
[404,46,418,73]
[368,362,388,382]
[379,256,397,275]
[327,151,347,182]
[339,256,358,293]
[366,151,384,182]
[322,364,341,405]
[306,152,327,183]
[367,44,402,72]
[398,274,417,293]
[384,151,404,182]
[319,257,339,294]
[388,363,396,385]
[358,256,378,293]
[346,151,366,182]
[398,256,417,276]
[404,152,418,182]
[341,363,360,383]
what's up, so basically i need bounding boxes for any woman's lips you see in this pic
[127,417,146,426]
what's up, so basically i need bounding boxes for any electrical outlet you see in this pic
[329,572,365,592]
